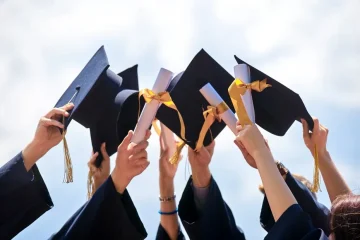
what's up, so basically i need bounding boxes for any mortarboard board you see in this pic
[233,55,314,134]
[55,46,144,186]
[233,55,320,192]
[156,49,236,150]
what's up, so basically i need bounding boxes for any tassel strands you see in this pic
[311,144,321,193]
[62,115,73,183]
[169,141,186,165]
[87,169,94,200]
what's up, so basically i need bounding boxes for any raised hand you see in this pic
[159,135,180,181]
[235,124,269,160]
[301,118,328,157]
[88,143,111,193]
[111,130,151,194]
[22,103,74,170]
[188,141,215,187]
[234,122,270,169]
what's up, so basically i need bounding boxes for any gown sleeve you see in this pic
[0,153,53,240]
[260,171,331,235]
[178,176,246,240]
[49,176,147,240]
[264,204,329,240]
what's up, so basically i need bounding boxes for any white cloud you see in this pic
[0,0,359,239]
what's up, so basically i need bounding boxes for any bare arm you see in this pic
[301,118,351,203]
[318,151,351,202]
[237,125,297,221]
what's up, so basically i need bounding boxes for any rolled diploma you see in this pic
[160,123,176,159]
[200,83,238,135]
[234,64,255,123]
[132,68,174,144]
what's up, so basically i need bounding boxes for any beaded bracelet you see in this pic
[158,208,178,215]
[159,194,176,202]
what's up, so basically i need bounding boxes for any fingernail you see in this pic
[65,112,69,116]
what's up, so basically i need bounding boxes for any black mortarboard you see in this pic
[156,49,235,149]
[233,55,321,192]
[55,46,143,184]
[234,55,314,134]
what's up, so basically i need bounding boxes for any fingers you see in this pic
[131,140,149,154]
[205,140,215,151]
[144,130,151,141]
[45,108,70,119]
[118,130,134,151]
[88,152,99,169]
[313,118,320,135]
[129,150,148,161]
[100,143,110,161]
[60,103,74,111]
[236,124,243,133]
[135,159,150,171]
[41,117,64,129]
[301,118,310,140]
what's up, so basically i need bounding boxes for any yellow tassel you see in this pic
[169,141,186,165]
[62,130,73,183]
[311,144,321,193]
[87,168,94,200]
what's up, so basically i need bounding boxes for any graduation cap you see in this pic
[233,55,314,134]
[55,46,143,190]
[233,55,319,192]
[155,49,236,152]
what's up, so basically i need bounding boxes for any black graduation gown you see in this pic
[264,204,328,240]
[49,176,147,240]
[178,176,246,240]
[0,153,53,240]
[260,172,331,235]
[155,224,185,240]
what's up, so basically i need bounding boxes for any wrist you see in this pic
[159,179,174,197]
[253,148,273,163]
[111,168,130,194]
[318,150,331,164]
[191,167,211,188]
[22,140,46,171]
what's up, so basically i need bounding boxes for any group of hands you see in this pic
[22,103,330,196]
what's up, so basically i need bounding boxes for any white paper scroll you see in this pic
[234,64,255,122]
[160,123,176,159]
[131,68,174,144]
[200,83,238,135]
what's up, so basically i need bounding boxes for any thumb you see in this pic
[119,130,134,151]
[301,118,310,140]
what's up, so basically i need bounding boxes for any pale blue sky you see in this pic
[0,0,359,239]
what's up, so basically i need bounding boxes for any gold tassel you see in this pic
[87,168,94,200]
[169,141,186,165]
[62,127,73,183]
[311,144,321,193]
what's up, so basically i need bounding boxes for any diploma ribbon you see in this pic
[195,102,229,151]
[138,89,185,140]
[228,78,271,127]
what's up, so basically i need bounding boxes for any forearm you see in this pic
[319,151,351,202]
[159,177,179,240]
[111,169,129,194]
[255,151,297,221]
[22,140,47,171]
[191,166,211,188]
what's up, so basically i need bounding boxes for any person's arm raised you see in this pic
[236,125,297,221]
[301,118,351,203]
[22,103,74,171]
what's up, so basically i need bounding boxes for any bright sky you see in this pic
[1,0,359,239]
